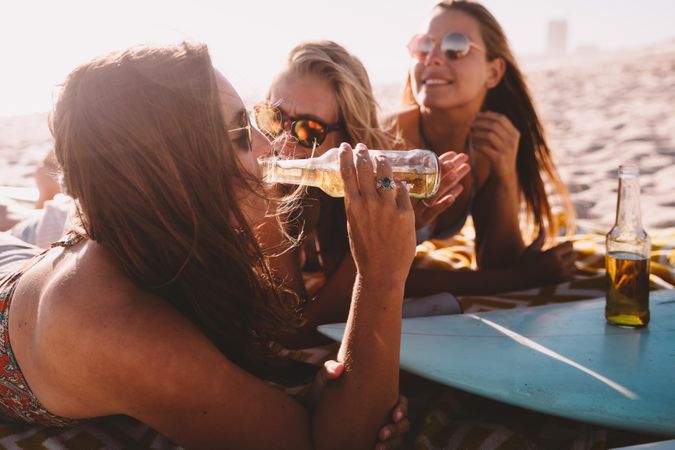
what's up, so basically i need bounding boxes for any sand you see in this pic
[2,42,674,232]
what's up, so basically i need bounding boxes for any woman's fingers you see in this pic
[322,360,345,380]
[339,143,360,201]
[394,179,413,211]
[438,151,459,164]
[422,185,463,221]
[435,156,470,197]
[375,156,397,203]
[376,395,410,449]
[376,420,410,449]
[344,143,415,282]
[354,144,377,198]
[392,395,408,422]
[471,129,504,151]
[305,360,345,409]
[474,111,518,137]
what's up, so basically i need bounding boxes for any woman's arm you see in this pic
[301,252,356,327]
[36,145,414,450]
[471,173,525,268]
[470,112,526,268]
[406,240,576,297]
[313,144,414,450]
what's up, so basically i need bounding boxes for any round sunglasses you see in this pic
[254,102,342,149]
[408,32,485,61]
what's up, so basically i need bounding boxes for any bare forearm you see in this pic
[473,178,525,268]
[313,275,403,450]
[302,254,356,327]
[406,265,538,296]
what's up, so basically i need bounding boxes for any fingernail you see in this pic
[382,429,391,440]
[394,411,404,421]
[327,360,343,372]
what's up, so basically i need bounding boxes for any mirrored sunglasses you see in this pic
[408,32,485,61]
[254,102,342,149]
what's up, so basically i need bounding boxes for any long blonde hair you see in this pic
[285,40,392,150]
[402,1,574,240]
[279,40,398,270]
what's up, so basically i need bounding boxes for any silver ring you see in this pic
[421,200,432,208]
[376,176,394,191]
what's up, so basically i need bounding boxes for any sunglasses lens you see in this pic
[442,32,470,60]
[254,104,283,137]
[293,120,326,148]
[408,35,433,60]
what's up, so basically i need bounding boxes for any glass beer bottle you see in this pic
[258,147,441,199]
[605,165,651,327]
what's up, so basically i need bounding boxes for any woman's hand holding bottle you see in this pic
[412,151,470,229]
[339,143,415,284]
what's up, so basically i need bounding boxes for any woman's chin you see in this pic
[419,96,458,110]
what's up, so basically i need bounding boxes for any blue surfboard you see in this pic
[318,290,675,436]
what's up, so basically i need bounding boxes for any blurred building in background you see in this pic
[547,19,568,56]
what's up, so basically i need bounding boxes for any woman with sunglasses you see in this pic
[0,42,414,449]
[384,0,578,295]
[256,40,470,331]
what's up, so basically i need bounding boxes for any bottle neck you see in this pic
[259,149,336,190]
[614,175,643,231]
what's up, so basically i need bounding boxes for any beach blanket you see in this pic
[415,220,675,313]
[0,224,671,449]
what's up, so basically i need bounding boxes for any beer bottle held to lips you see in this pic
[258,148,441,199]
[605,165,651,327]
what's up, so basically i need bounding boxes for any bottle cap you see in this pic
[618,165,639,178]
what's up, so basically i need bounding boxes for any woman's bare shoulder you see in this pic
[26,242,209,413]
[381,105,419,131]
[27,242,310,447]
[381,105,420,148]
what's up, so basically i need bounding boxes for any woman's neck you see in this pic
[419,106,477,155]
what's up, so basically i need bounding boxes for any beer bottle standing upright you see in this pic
[605,165,651,327]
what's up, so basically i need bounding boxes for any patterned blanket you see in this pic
[0,225,672,449]
[415,221,674,313]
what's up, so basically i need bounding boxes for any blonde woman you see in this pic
[256,40,469,330]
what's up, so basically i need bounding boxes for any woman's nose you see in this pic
[424,45,445,66]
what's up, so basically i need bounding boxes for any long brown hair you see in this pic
[403,0,574,240]
[51,42,301,378]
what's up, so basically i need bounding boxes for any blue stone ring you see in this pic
[376,176,395,191]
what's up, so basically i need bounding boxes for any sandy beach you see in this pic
[2,42,674,232]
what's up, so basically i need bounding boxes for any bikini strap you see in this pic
[50,231,86,249]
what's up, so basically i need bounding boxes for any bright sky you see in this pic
[2,0,674,117]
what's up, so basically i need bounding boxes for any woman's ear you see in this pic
[486,57,506,89]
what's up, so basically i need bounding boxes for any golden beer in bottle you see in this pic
[259,148,440,199]
[605,165,651,327]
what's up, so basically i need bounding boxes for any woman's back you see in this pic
[8,236,181,419]
[4,235,325,447]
